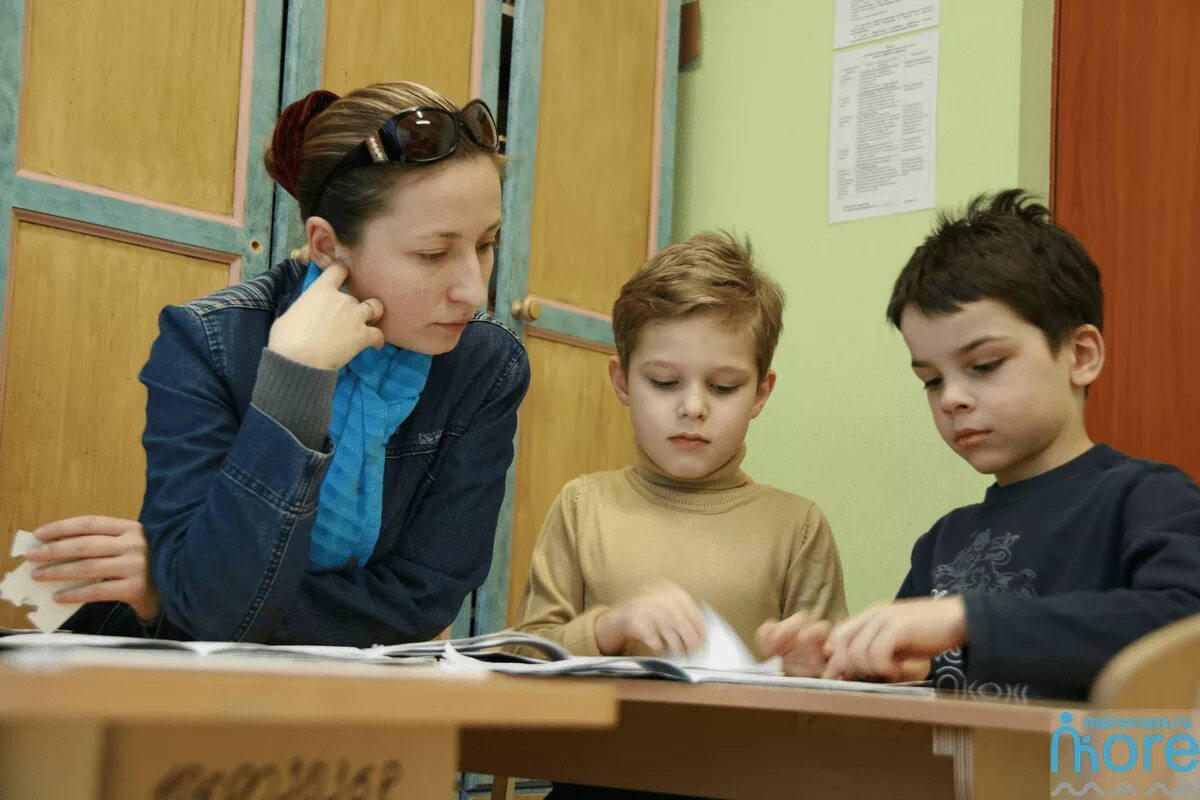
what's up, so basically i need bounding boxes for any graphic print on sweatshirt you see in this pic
[930,529,1034,698]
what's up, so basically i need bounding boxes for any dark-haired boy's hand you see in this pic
[822,596,965,682]
[594,581,705,656]
[756,611,832,677]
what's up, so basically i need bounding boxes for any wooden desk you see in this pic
[461,680,1074,800]
[0,652,617,799]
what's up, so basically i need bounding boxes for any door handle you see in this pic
[511,297,542,322]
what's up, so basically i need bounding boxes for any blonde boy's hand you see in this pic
[822,596,966,682]
[26,516,161,622]
[756,611,832,677]
[594,581,705,656]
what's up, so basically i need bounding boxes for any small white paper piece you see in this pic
[834,0,939,49]
[0,530,87,632]
[829,29,939,224]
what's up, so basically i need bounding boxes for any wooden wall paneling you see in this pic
[506,337,637,625]
[20,0,246,217]
[525,0,660,314]
[323,0,476,103]
[0,223,230,628]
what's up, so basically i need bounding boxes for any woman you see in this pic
[26,82,528,645]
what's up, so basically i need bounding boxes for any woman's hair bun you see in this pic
[264,89,340,199]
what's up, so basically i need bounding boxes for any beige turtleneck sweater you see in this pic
[512,446,848,659]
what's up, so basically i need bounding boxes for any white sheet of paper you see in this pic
[0,530,87,632]
[667,604,779,673]
[682,668,935,696]
[828,29,939,224]
[833,0,939,49]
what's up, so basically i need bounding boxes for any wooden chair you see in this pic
[1090,612,1200,708]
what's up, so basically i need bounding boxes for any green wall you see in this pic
[672,0,1054,613]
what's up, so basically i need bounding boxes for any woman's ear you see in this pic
[304,217,342,268]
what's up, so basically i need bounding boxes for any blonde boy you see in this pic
[514,233,847,669]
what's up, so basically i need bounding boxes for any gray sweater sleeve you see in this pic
[250,348,337,451]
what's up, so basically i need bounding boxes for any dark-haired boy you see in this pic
[822,190,1200,699]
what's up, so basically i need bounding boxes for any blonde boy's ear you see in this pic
[750,370,777,419]
[608,356,631,407]
[1068,324,1105,389]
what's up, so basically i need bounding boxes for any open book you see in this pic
[0,626,934,696]
[454,604,934,695]
[0,629,562,666]
[438,641,935,696]
[433,605,935,696]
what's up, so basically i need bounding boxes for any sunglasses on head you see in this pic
[311,98,499,214]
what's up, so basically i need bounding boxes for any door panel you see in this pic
[1053,0,1200,478]
[0,0,282,627]
[323,0,477,102]
[477,0,680,637]
[21,0,246,216]
[467,8,678,794]
[526,0,661,314]
[507,337,637,625]
[0,224,229,626]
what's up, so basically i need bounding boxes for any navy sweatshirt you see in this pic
[896,444,1200,699]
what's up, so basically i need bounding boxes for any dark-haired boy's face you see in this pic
[900,299,1096,486]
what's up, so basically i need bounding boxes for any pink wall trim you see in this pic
[646,0,668,260]
[230,0,258,225]
[470,0,486,100]
[14,0,32,170]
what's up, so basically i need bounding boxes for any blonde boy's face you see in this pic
[610,312,775,480]
[900,299,1102,486]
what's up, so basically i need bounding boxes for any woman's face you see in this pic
[338,154,502,355]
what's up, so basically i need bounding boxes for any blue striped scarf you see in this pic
[300,262,432,569]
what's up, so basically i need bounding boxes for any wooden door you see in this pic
[272,0,501,641]
[0,0,283,627]
[477,0,682,637]
[270,0,502,267]
[1053,0,1200,478]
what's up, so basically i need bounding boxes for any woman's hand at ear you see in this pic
[268,264,385,370]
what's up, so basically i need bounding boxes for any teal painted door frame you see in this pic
[269,0,328,268]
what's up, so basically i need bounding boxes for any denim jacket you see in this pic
[73,260,529,645]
